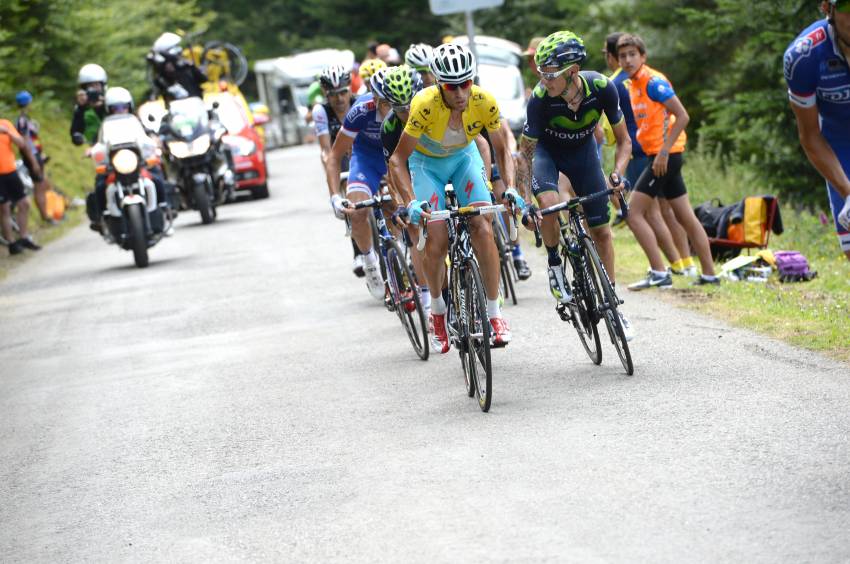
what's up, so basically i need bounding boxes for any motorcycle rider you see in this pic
[88,87,173,235]
[147,32,208,103]
[70,63,108,146]
[147,32,236,200]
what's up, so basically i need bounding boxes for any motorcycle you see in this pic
[158,96,234,224]
[90,113,171,268]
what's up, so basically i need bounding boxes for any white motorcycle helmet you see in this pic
[151,32,184,62]
[104,87,134,114]
[78,63,107,86]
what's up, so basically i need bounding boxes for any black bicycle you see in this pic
[348,194,429,360]
[528,188,634,375]
[418,187,517,411]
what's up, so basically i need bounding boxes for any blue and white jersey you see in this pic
[784,19,850,146]
[340,96,385,160]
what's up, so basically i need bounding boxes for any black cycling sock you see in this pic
[441,286,450,304]
[546,245,561,267]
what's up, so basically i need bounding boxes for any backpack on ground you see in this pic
[774,251,817,282]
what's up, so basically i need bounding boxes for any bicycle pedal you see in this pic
[556,303,572,322]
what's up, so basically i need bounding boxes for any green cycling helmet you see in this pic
[381,64,423,107]
[534,31,587,68]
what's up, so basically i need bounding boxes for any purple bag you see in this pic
[774,251,817,282]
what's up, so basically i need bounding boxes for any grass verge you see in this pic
[611,149,850,363]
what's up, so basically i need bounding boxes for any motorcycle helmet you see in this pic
[78,63,107,86]
[152,32,183,58]
[104,87,134,114]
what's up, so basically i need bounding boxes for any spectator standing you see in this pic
[0,118,41,254]
[15,91,54,224]
[616,34,717,289]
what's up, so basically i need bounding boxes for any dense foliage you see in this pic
[0,0,832,205]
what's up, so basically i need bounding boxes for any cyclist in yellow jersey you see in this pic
[389,43,525,352]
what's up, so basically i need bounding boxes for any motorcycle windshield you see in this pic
[168,97,209,141]
[99,114,151,149]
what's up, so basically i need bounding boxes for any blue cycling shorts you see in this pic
[827,142,850,251]
[532,140,610,227]
[409,142,491,216]
[346,150,387,197]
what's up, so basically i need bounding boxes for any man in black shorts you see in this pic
[0,118,41,254]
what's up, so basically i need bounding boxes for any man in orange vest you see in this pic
[0,118,42,254]
[616,34,718,289]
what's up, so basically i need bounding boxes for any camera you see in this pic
[86,87,103,105]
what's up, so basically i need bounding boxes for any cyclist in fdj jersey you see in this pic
[389,43,522,352]
[314,64,365,277]
[785,0,850,260]
[405,43,436,88]
[325,68,394,301]
[516,31,634,338]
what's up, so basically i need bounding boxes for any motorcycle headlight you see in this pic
[167,141,190,159]
[192,135,211,155]
[112,149,139,174]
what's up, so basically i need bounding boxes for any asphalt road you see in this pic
[1,144,849,563]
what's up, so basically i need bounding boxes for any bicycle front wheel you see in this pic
[581,235,633,375]
[561,244,602,365]
[493,218,517,305]
[386,240,429,360]
[464,260,492,412]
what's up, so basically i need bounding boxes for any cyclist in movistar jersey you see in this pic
[515,31,634,339]
[389,43,521,352]
[325,68,394,301]
[785,0,850,260]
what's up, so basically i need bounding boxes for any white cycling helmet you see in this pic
[430,43,475,84]
[104,87,134,113]
[152,32,183,58]
[405,43,434,71]
[319,64,352,90]
[369,67,390,100]
[78,63,107,85]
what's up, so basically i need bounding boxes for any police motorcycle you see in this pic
[90,88,171,268]
[156,96,234,225]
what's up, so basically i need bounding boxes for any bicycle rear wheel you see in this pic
[464,260,492,412]
[581,236,634,375]
[386,240,429,360]
[561,243,602,365]
[493,218,517,305]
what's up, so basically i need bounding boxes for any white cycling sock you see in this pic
[431,295,447,315]
[364,248,379,266]
[651,269,668,277]
[487,298,501,319]
[419,286,431,310]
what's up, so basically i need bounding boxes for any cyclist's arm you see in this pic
[474,135,492,174]
[501,118,517,154]
[515,134,537,204]
[791,102,850,198]
[325,133,354,198]
[317,134,332,166]
[388,132,419,206]
[659,95,689,156]
[489,124,515,189]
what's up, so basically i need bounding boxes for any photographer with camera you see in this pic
[70,64,108,146]
[147,32,208,103]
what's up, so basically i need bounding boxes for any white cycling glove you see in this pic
[838,194,850,231]
[330,194,346,220]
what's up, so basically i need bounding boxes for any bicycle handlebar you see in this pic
[525,187,629,248]
[416,204,510,251]
[344,194,394,210]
